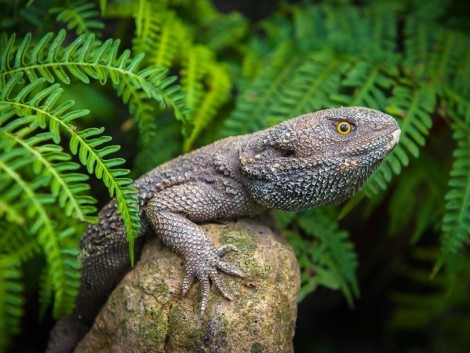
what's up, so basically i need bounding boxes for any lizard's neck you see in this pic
[239,156,382,212]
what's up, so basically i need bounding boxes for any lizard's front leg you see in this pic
[144,181,262,313]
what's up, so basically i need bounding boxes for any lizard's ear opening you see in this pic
[279,149,295,158]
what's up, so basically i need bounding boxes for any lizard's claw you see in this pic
[180,244,244,314]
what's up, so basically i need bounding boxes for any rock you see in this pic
[75,217,300,353]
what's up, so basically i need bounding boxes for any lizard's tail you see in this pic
[46,315,89,353]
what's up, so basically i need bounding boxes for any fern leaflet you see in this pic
[51,1,104,36]
[439,90,470,256]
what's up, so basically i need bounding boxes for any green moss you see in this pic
[151,281,170,299]
[220,227,258,254]
[219,226,272,281]
[168,306,205,350]
[275,293,292,322]
[138,319,167,349]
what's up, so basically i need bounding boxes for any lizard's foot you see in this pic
[180,244,244,314]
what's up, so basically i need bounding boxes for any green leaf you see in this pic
[51,1,104,36]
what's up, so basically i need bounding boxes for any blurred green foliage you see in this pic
[0,0,469,352]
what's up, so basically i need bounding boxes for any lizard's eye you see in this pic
[337,121,352,135]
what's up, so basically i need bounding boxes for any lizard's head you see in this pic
[239,107,400,211]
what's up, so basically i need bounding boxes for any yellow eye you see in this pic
[337,121,352,135]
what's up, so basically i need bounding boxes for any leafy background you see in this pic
[0,0,469,352]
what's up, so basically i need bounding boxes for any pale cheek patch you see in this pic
[339,158,361,173]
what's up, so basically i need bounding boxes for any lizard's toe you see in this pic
[216,244,238,257]
[198,275,211,314]
[181,268,196,297]
[209,268,233,301]
[180,244,244,313]
[215,259,245,278]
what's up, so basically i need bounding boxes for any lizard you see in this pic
[46,107,400,353]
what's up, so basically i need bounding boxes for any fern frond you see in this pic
[0,27,189,265]
[180,46,212,111]
[387,155,445,242]
[404,17,468,86]
[0,158,80,318]
[403,17,433,78]
[294,3,397,58]
[132,114,183,175]
[292,5,326,52]
[12,0,53,31]
[69,127,141,261]
[38,265,53,321]
[363,84,436,195]
[332,60,394,109]
[51,1,104,36]
[200,11,248,51]
[133,0,168,42]
[0,73,140,265]
[0,225,40,260]
[323,5,370,49]
[366,5,398,52]
[320,4,397,55]
[0,30,190,132]
[181,47,231,150]
[151,12,185,68]
[0,121,97,223]
[452,41,470,96]
[0,257,23,352]
[284,208,358,305]
[439,91,470,256]
[408,0,450,20]
[133,0,184,68]
[427,26,467,87]
[221,43,302,136]
[0,225,40,351]
[268,49,343,124]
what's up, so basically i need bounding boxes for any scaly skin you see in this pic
[47,107,400,353]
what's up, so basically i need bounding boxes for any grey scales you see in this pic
[46,107,401,353]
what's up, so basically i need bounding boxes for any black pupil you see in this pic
[340,123,349,132]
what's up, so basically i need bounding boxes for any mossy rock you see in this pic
[75,217,300,353]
